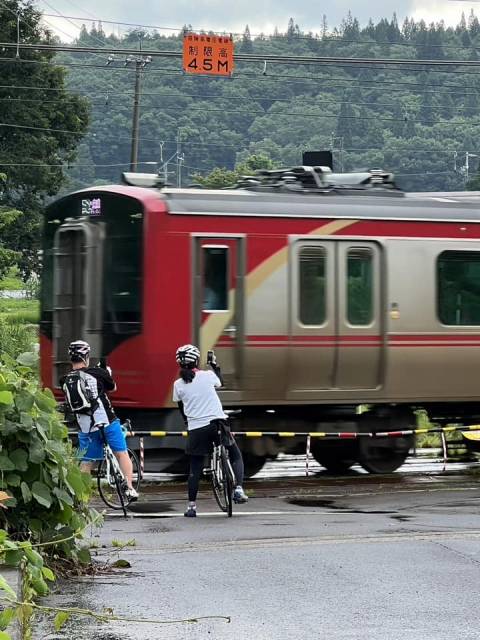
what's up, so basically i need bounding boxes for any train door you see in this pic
[335,242,383,389]
[52,219,104,385]
[288,241,336,395]
[193,236,245,397]
[288,239,383,396]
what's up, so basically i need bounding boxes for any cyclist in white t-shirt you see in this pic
[173,344,248,517]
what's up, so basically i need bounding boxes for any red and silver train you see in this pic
[40,166,480,475]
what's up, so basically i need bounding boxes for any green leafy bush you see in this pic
[0,358,96,561]
[0,322,37,361]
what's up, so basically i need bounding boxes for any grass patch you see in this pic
[0,266,24,290]
[0,297,39,323]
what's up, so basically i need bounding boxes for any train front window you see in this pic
[202,246,228,311]
[438,251,480,325]
[347,249,373,325]
[299,247,326,325]
[104,206,143,335]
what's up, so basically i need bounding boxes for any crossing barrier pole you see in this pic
[441,431,448,472]
[139,437,145,479]
[305,435,311,477]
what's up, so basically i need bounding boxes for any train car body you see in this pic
[40,172,480,474]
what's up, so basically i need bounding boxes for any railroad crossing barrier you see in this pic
[124,424,480,439]
[69,423,480,478]
[119,424,480,478]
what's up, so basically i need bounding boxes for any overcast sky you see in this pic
[36,0,480,41]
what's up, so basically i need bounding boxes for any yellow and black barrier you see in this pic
[122,425,480,439]
[68,424,480,477]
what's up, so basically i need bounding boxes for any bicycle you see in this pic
[205,419,236,517]
[96,420,141,516]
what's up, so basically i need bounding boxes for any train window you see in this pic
[438,251,480,325]
[299,247,326,325]
[202,247,228,311]
[347,249,373,325]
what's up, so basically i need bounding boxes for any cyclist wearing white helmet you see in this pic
[61,340,138,501]
[173,344,248,517]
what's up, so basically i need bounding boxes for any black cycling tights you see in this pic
[188,442,244,503]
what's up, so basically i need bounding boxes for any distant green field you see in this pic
[0,297,39,324]
[0,267,25,291]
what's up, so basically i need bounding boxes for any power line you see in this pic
[3,91,473,115]
[3,102,480,138]
[39,0,113,52]
[37,10,480,53]
[1,77,480,100]
[4,40,480,68]
[0,160,158,167]
[4,48,480,86]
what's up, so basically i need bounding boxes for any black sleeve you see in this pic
[88,367,116,392]
[177,401,188,427]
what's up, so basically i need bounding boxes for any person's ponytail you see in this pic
[180,367,196,383]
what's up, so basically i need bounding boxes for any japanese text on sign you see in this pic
[183,33,234,76]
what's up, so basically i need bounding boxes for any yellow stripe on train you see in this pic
[150,431,167,437]
[245,431,263,437]
[278,432,296,437]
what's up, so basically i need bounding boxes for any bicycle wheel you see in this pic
[222,448,234,518]
[211,447,234,516]
[97,449,139,510]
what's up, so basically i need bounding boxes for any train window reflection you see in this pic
[347,249,373,325]
[438,251,480,325]
[299,247,326,325]
[202,247,228,311]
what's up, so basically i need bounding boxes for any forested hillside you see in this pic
[59,12,480,192]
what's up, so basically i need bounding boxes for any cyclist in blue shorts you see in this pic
[61,340,139,501]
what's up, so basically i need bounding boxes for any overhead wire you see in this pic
[0,77,479,100]
[0,11,476,180]
[1,91,474,115]
[38,10,480,52]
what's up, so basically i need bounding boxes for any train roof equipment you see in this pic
[122,166,401,195]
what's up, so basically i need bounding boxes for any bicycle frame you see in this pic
[104,444,124,485]
[208,424,236,516]
[211,440,235,483]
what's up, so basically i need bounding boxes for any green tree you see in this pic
[0,0,89,277]
[0,203,22,279]
[191,167,238,189]
[236,153,275,174]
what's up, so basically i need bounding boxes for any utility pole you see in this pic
[330,133,344,172]
[465,152,478,184]
[176,130,185,187]
[125,53,151,172]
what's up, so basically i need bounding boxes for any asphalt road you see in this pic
[34,468,480,640]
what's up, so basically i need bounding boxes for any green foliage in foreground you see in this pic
[0,356,96,554]
[0,353,99,635]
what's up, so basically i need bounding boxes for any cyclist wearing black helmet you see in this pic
[61,340,138,501]
[173,344,248,517]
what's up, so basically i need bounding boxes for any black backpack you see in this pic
[62,370,98,415]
